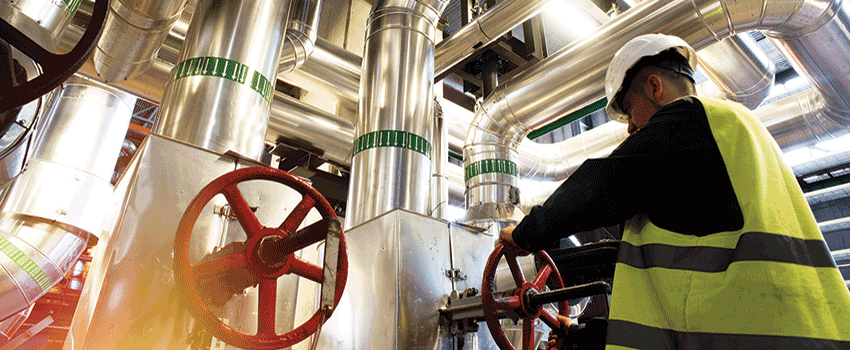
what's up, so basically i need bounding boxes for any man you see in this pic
[499,34,850,349]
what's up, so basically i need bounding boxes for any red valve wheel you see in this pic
[174,167,347,350]
[481,244,568,350]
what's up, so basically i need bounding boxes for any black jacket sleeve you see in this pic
[512,97,743,252]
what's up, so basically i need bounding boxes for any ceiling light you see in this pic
[543,0,601,38]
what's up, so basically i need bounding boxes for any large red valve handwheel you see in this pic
[173,167,347,350]
[481,244,569,350]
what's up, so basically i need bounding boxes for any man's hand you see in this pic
[498,225,531,256]
[546,315,573,350]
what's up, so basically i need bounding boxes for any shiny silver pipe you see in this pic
[0,76,133,322]
[155,0,291,161]
[278,37,362,105]
[0,0,78,52]
[90,0,188,82]
[433,0,549,80]
[431,98,449,219]
[696,34,775,109]
[463,0,850,226]
[756,89,845,153]
[345,0,450,228]
[266,91,355,166]
[278,0,322,74]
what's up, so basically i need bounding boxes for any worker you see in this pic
[499,33,850,349]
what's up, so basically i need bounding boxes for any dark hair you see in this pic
[615,49,694,111]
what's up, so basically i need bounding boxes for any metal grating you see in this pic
[131,99,159,130]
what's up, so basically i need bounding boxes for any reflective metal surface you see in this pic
[431,99,449,219]
[697,34,775,109]
[324,209,454,349]
[0,0,74,52]
[155,0,290,161]
[91,0,188,82]
[0,46,46,185]
[266,92,355,166]
[434,0,548,80]
[345,0,450,228]
[280,37,362,105]
[30,78,136,181]
[0,78,132,322]
[463,0,850,226]
[65,134,320,350]
[278,0,322,74]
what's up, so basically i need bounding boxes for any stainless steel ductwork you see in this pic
[433,0,549,80]
[462,0,850,229]
[278,0,322,74]
[431,98,449,219]
[344,0,450,228]
[266,91,355,166]
[90,0,188,82]
[0,47,47,186]
[697,34,775,109]
[757,89,846,154]
[278,37,362,106]
[0,0,79,52]
[0,76,133,323]
[155,0,291,160]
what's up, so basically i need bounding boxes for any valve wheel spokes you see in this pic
[481,244,569,350]
[174,167,347,350]
[0,0,108,114]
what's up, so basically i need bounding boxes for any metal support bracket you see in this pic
[444,267,467,281]
[319,217,342,311]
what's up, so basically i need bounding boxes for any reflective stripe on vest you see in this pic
[606,97,850,349]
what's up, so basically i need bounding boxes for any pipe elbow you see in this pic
[278,22,317,74]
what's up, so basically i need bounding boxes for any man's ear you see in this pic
[645,74,664,103]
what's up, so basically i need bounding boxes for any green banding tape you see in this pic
[527,98,608,140]
[465,158,518,181]
[172,57,274,104]
[352,130,432,159]
[0,236,52,292]
[63,0,82,16]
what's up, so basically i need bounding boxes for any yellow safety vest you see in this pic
[606,96,850,349]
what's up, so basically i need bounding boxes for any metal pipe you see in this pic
[344,0,450,228]
[90,0,188,82]
[433,0,550,81]
[278,0,322,74]
[431,97,449,219]
[278,37,362,105]
[154,0,291,161]
[0,76,134,322]
[0,0,78,52]
[266,91,355,166]
[696,34,775,109]
[463,0,850,227]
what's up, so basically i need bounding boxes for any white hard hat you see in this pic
[604,34,697,123]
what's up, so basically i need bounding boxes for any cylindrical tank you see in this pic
[0,0,79,52]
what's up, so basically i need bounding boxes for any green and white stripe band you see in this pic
[0,236,52,292]
[353,130,432,159]
[465,159,518,181]
[172,57,275,104]
[63,0,82,16]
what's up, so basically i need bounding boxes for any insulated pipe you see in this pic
[0,76,134,322]
[696,34,775,109]
[90,0,188,82]
[0,0,79,52]
[278,37,362,105]
[345,0,450,228]
[431,98,449,219]
[433,0,550,81]
[155,0,291,161]
[462,0,850,227]
[277,0,323,74]
[266,91,355,166]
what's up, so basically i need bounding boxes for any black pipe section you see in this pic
[527,281,611,308]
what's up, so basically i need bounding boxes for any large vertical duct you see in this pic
[463,0,850,229]
[345,0,450,228]
[155,0,291,161]
[0,75,133,322]
[90,0,189,82]
[431,97,449,219]
[0,0,79,52]
[697,34,775,109]
[278,0,323,74]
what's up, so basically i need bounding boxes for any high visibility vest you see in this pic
[606,96,850,349]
